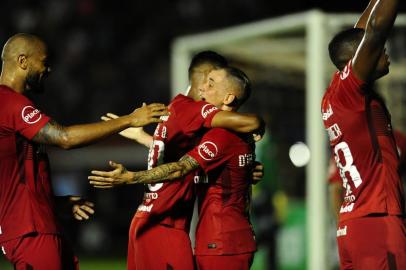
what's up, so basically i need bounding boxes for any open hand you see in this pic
[88,161,134,188]
[129,103,168,127]
[252,161,264,185]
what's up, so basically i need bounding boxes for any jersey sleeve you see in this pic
[334,60,367,110]
[176,99,220,132]
[187,129,230,173]
[10,95,51,139]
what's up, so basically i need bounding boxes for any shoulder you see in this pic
[202,128,238,144]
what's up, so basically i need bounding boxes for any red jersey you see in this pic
[394,130,406,177]
[188,128,256,255]
[321,61,405,222]
[132,94,220,234]
[0,85,60,243]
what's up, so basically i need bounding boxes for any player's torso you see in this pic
[0,88,59,242]
[195,132,256,255]
[322,72,404,221]
[134,95,207,230]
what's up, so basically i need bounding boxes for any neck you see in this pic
[0,67,25,94]
[187,85,200,101]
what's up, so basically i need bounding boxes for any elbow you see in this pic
[59,132,75,150]
[247,115,265,134]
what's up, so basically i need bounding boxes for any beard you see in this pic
[25,71,45,93]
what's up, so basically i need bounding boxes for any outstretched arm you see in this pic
[101,112,153,148]
[88,156,200,188]
[354,0,379,29]
[211,111,265,137]
[353,0,399,82]
[32,103,167,149]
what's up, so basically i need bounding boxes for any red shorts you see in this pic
[1,233,78,270]
[195,253,254,270]
[127,220,194,270]
[337,215,406,270]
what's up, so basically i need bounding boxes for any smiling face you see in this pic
[25,41,51,93]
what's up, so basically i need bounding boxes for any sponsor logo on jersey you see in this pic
[343,194,356,203]
[340,63,351,80]
[137,204,153,212]
[201,104,218,119]
[21,105,42,124]
[322,104,333,120]
[144,192,158,200]
[160,115,169,121]
[340,203,354,213]
[336,226,347,237]
[198,141,218,161]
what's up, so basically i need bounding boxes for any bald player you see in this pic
[0,33,167,270]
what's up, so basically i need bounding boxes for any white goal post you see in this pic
[171,10,406,270]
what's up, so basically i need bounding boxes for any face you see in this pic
[191,63,216,92]
[199,69,229,108]
[25,42,51,93]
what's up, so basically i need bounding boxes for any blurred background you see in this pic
[1,0,406,269]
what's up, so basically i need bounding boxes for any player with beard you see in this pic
[89,66,259,270]
[89,52,264,270]
[322,0,406,269]
[0,33,167,270]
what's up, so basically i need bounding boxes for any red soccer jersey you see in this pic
[0,85,60,243]
[321,61,405,222]
[394,130,406,177]
[132,94,220,234]
[188,128,256,255]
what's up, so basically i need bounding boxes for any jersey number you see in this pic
[147,140,165,191]
[334,141,363,195]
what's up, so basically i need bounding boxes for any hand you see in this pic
[128,103,168,127]
[69,196,95,221]
[101,113,145,140]
[252,161,264,185]
[253,118,266,142]
[88,161,134,188]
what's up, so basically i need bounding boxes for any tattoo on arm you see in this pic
[134,155,200,184]
[32,120,68,146]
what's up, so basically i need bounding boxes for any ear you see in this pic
[223,93,236,106]
[17,55,28,70]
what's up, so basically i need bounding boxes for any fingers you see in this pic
[73,204,95,221]
[106,113,119,119]
[253,134,263,142]
[91,170,112,177]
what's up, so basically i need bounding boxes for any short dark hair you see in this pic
[224,66,251,107]
[188,50,228,79]
[328,28,364,70]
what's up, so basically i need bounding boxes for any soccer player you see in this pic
[0,33,167,270]
[90,52,264,270]
[322,0,406,268]
[89,66,258,270]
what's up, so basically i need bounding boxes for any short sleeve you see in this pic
[187,129,230,173]
[10,95,51,139]
[173,96,220,133]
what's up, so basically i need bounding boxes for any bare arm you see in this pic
[88,155,200,188]
[353,0,399,81]
[354,0,379,29]
[101,113,153,148]
[211,111,265,136]
[32,103,166,149]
